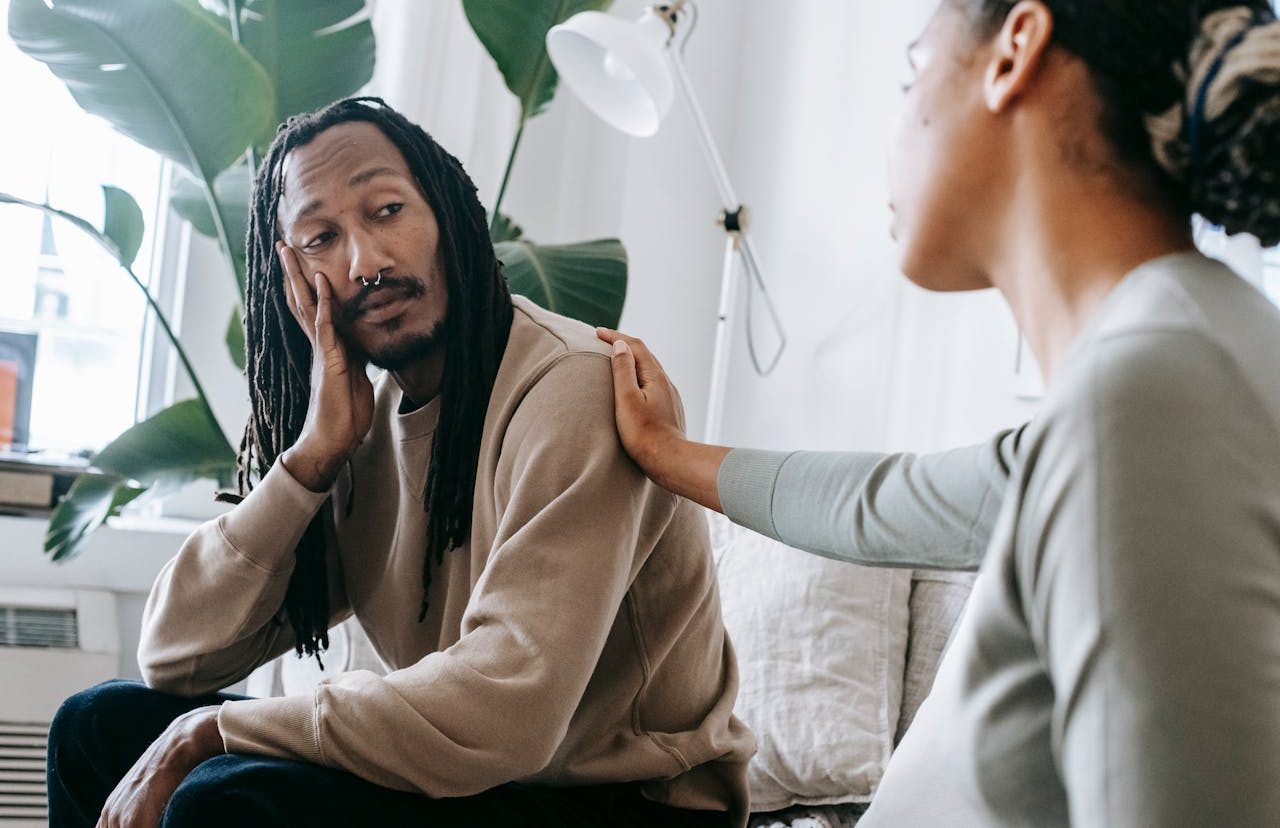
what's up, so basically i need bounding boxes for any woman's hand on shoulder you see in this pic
[596,328,728,511]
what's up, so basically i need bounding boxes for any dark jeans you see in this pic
[48,679,730,827]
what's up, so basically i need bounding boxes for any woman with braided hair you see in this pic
[601,1,1280,824]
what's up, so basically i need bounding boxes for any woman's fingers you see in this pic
[597,328,666,387]
[610,338,641,396]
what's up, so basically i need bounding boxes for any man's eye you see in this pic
[377,203,404,218]
[304,232,333,250]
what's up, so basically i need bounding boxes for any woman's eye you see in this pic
[304,232,333,250]
[377,203,404,218]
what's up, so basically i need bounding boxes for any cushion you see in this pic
[896,571,974,744]
[710,512,912,811]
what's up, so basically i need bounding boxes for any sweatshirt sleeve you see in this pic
[716,428,1023,570]
[138,461,349,696]
[216,353,677,797]
[1021,330,1280,825]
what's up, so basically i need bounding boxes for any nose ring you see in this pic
[360,272,384,287]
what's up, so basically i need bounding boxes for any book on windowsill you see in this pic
[0,446,93,517]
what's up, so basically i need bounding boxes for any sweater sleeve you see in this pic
[716,428,1023,570]
[137,461,349,696]
[216,354,677,796]
[1021,330,1280,825]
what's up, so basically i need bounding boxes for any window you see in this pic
[0,0,169,456]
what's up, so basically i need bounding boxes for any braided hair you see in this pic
[231,97,513,659]
[955,0,1280,244]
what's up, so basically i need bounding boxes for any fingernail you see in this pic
[613,340,628,355]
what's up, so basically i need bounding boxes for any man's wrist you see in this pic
[170,706,226,767]
[281,442,344,493]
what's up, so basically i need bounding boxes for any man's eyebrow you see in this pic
[292,166,405,221]
[348,165,402,188]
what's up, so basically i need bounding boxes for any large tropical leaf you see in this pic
[463,0,612,120]
[101,186,144,268]
[45,474,146,562]
[7,0,274,180]
[497,238,627,328]
[92,398,236,488]
[226,307,246,372]
[45,395,236,561]
[490,212,525,243]
[2,188,140,270]
[201,0,375,143]
[171,163,251,291]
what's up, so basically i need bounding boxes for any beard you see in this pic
[364,318,445,371]
[337,271,445,371]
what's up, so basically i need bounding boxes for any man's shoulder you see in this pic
[499,296,615,396]
[510,295,613,360]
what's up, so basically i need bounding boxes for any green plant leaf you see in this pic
[202,0,375,143]
[101,186,144,267]
[171,163,251,291]
[240,0,375,142]
[7,0,275,180]
[497,237,627,328]
[172,164,251,241]
[463,0,612,120]
[226,306,246,372]
[45,475,146,562]
[92,398,236,488]
[490,212,525,243]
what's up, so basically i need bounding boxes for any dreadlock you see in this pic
[228,96,513,660]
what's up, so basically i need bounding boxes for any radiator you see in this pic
[0,587,118,827]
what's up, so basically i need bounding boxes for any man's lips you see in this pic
[339,276,425,325]
[356,288,412,323]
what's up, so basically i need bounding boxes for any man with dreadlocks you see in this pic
[46,97,753,828]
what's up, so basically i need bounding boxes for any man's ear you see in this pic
[984,0,1054,113]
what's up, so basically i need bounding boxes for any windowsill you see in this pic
[0,510,190,594]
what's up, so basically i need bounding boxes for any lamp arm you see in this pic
[666,48,738,209]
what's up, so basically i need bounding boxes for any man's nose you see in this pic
[347,231,395,286]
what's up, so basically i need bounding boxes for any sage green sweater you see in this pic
[720,252,1280,826]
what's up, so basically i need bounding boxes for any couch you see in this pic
[247,515,974,826]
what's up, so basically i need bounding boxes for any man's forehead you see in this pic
[277,122,415,224]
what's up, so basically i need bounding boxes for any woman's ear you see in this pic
[984,0,1055,113]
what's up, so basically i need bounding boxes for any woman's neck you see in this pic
[986,179,1194,384]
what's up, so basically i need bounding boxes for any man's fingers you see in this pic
[313,273,339,355]
[278,243,317,336]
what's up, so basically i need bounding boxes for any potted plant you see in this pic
[1,0,626,560]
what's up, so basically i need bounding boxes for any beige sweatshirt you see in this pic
[138,296,754,823]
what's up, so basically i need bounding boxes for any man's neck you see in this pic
[390,349,447,411]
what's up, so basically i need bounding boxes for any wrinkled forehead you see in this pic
[275,121,420,231]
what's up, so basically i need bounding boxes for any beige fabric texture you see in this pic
[138,297,754,825]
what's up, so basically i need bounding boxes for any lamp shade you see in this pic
[546,10,674,137]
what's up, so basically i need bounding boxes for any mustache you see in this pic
[338,275,426,324]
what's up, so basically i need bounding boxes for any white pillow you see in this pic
[710,512,912,811]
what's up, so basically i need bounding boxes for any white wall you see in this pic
[717,0,1038,454]
[368,0,749,437]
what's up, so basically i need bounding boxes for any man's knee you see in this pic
[163,756,292,827]
[49,679,154,761]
